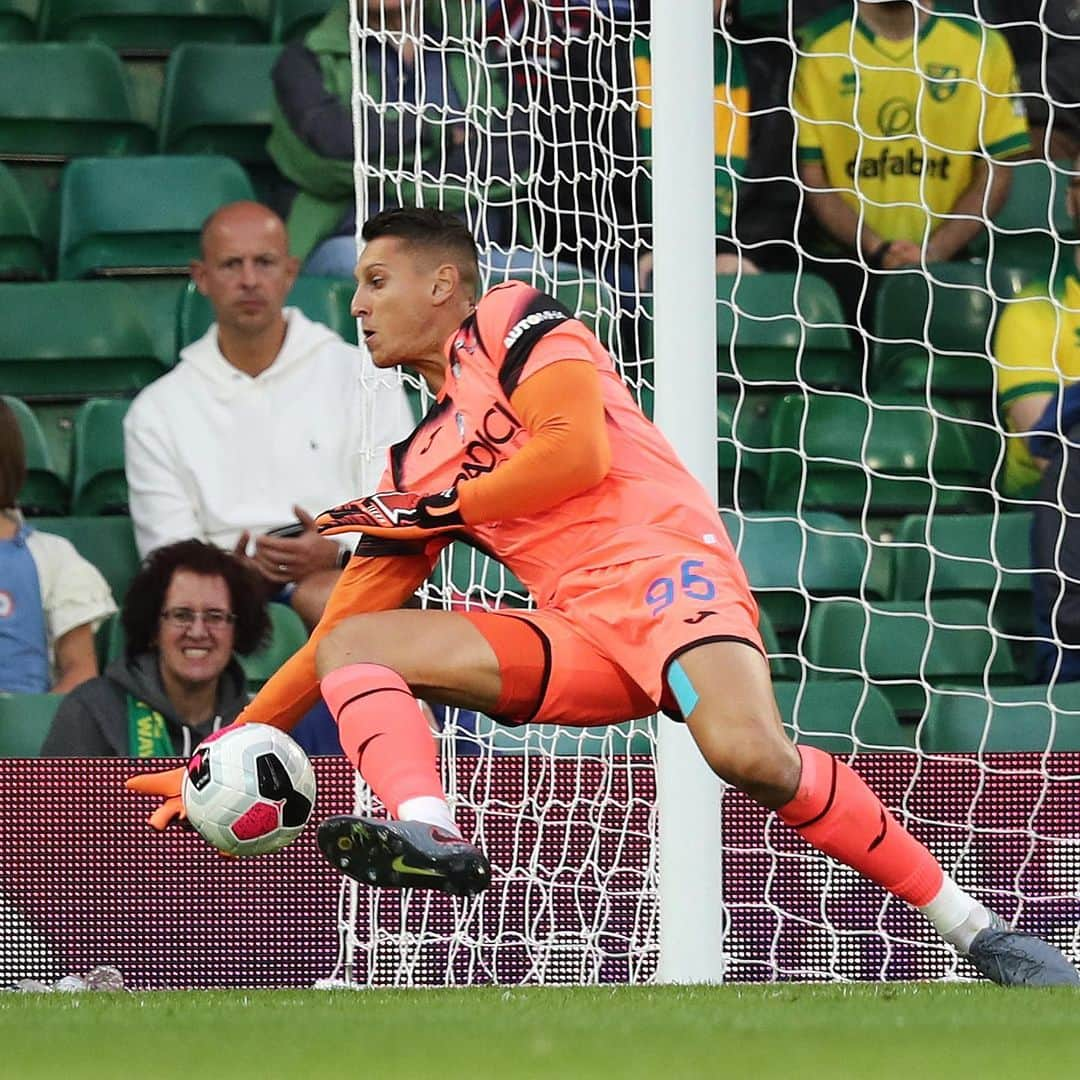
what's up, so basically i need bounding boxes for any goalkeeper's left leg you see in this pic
[673,639,1080,987]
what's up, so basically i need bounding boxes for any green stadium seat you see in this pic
[968,159,1076,281]
[0,282,165,399]
[58,155,255,279]
[40,0,267,55]
[0,693,62,756]
[717,395,769,510]
[805,597,1019,719]
[0,43,153,159]
[28,515,140,603]
[70,398,129,515]
[774,681,913,753]
[763,392,999,516]
[470,713,654,756]
[0,0,38,41]
[892,512,1033,635]
[176,274,358,349]
[158,43,280,163]
[921,682,1080,752]
[0,163,46,280]
[871,263,995,396]
[2,395,68,516]
[271,0,332,41]
[721,510,878,639]
[758,606,799,682]
[239,603,310,690]
[716,272,858,390]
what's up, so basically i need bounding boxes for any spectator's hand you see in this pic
[715,253,760,275]
[880,240,922,269]
[637,251,653,290]
[125,765,187,831]
[315,488,464,540]
[253,506,342,584]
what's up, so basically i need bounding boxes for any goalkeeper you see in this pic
[130,207,1077,987]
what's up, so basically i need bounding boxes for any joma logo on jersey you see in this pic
[454,401,522,483]
[503,310,566,348]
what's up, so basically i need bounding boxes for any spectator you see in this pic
[994,157,1080,681]
[267,0,531,279]
[123,200,413,629]
[634,0,800,285]
[793,0,1030,328]
[41,541,267,757]
[0,399,115,695]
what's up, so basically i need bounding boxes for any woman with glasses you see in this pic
[41,540,270,757]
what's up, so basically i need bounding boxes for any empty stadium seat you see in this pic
[871,263,996,396]
[3,395,68,516]
[271,0,333,41]
[176,274,358,349]
[29,516,140,603]
[774,681,913,753]
[968,159,1076,281]
[58,155,255,279]
[764,392,999,516]
[805,597,1019,718]
[717,396,770,510]
[0,0,38,41]
[721,510,878,639]
[40,0,267,54]
[238,604,310,690]
[70,398,129,515]
[0,163,46,280]
[0,282,164,399]
[0,693,61,756]
[892,512,1033,635]
[716,272,858,390]
[0,43,153,158]
[158,43,280,162]
[921,683,1080,752]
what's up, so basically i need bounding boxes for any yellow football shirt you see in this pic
[794,9,1030,244]
[994,273,1080,496]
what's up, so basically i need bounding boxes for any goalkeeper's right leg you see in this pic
[674,640,1080,986]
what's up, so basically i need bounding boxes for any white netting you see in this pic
[325,0,1080,985]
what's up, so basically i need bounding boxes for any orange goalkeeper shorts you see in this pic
[462,551,763,726]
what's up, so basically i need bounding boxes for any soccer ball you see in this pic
[182,723,317,857]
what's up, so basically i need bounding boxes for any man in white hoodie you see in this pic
[124,201,413,627]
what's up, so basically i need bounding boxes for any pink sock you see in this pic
[778,744,943,906]
[320,663,446,818]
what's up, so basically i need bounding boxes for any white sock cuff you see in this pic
[396,795,460,837]
[919,874,992,954]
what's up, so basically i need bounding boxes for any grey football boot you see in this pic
[317,815,491,897]
[967,913,1080,987]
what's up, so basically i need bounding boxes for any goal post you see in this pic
[649,0,726,985]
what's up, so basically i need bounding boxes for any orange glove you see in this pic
[125,765,187,831]
[315,488,464,540]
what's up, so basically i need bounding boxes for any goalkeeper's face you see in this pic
[352,236,469,374]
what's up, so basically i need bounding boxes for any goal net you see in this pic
[324,0,1080,986]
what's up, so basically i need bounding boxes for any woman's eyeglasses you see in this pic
[159,607,236,629]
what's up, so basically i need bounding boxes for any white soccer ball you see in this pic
[181,723,317,857]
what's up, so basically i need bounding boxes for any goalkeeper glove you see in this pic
[125,765,187,831]
[314,487,465,540]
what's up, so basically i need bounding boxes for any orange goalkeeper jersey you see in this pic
[386,280,737,607]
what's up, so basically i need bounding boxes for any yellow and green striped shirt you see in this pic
[994,272,1080,496]
[794,9,1029,245]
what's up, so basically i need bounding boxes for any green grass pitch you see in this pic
[3,984,1079,1079]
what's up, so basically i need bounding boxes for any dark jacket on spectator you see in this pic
[40,652,247,758]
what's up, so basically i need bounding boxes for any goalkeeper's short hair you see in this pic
[362,207,481,301]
